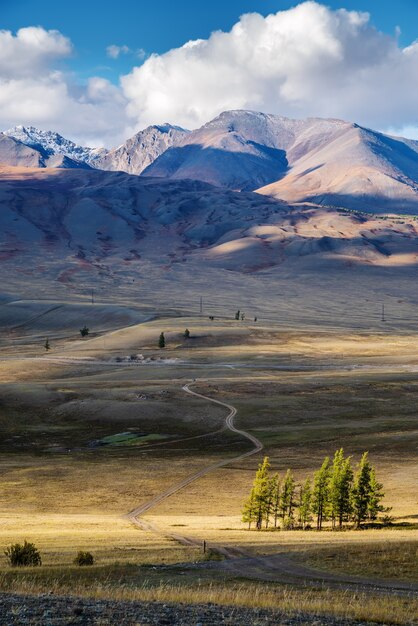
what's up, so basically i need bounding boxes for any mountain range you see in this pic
[4,110,418,212]
[2,110,418,296]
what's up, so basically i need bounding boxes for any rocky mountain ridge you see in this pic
[4,110,418,212]
[4,123,189,174]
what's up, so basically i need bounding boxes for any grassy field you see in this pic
[0,312,417,622]
[0,567,415,625]
[296,541,418,582]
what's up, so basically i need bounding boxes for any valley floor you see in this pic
[0,306,417,624]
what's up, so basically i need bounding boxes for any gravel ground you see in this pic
[0,593,389,625]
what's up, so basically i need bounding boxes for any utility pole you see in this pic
[381,303,386,322]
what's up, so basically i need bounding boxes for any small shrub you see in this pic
[80,325,89,337]
[5,541,42,567]
[74,551,94,566]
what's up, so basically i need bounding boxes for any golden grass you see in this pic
[0,318,418,623]
[297,541,418,582]
[5,314,418,366]
[0,513,201,567]
[137,439,418,519]
[147,513,418,554]
[0,573,415,625]
[0,453,219,515]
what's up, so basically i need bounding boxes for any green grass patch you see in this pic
[96,432,171,447]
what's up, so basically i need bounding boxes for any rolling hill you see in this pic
[1,165,418,283]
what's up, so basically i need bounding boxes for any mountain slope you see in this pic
[0,133,45,168]
[257,124,418,212]
[143,110,418,212]
[142,112,290,190]
[5,123,189,175]
[0,133,92,169]
[5,111,418,213]
[142,111,353,190]
[5,126,103,165]
[94,124,189,174]
[1,165,418,297]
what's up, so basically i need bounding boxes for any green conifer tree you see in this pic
[352,452,372,528]
[271,473,281,529]
[368,466,385,521]
[280,469,296,525]
[330,448,353,529]
[264,475,277,528]
[242,487,257,529]
[158,332,165,349]
[252,456,271,530]
[352,452,384,527]
[299,478,312,529]
[312,457,330,530]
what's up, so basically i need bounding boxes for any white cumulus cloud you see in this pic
[121,1,418,134]
[2,4,418,147]
[0,26,127,146]
[106,44,131,59]
[0,26,72,78]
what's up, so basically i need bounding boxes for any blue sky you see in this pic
[2,0,417,83]
[1,1,418,145]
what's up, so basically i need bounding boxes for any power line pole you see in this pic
[381,303,386,322]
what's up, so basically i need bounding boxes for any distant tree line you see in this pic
[242,449,386,531]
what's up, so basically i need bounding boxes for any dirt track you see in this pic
[127,381,263,557]
[127,380,418,597]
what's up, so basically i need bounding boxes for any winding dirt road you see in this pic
[127,380,418,596]
[3,345,416,598]
[127,381,263,554]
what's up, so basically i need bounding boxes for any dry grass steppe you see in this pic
[0,307,417,623]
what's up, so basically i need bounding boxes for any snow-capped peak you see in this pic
[4,125,98,164]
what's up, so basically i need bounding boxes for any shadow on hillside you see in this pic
[141,142,289,191]
[306,191,418,214]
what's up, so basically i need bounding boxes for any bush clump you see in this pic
[74,551,94,566]
[5,541,42,567]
